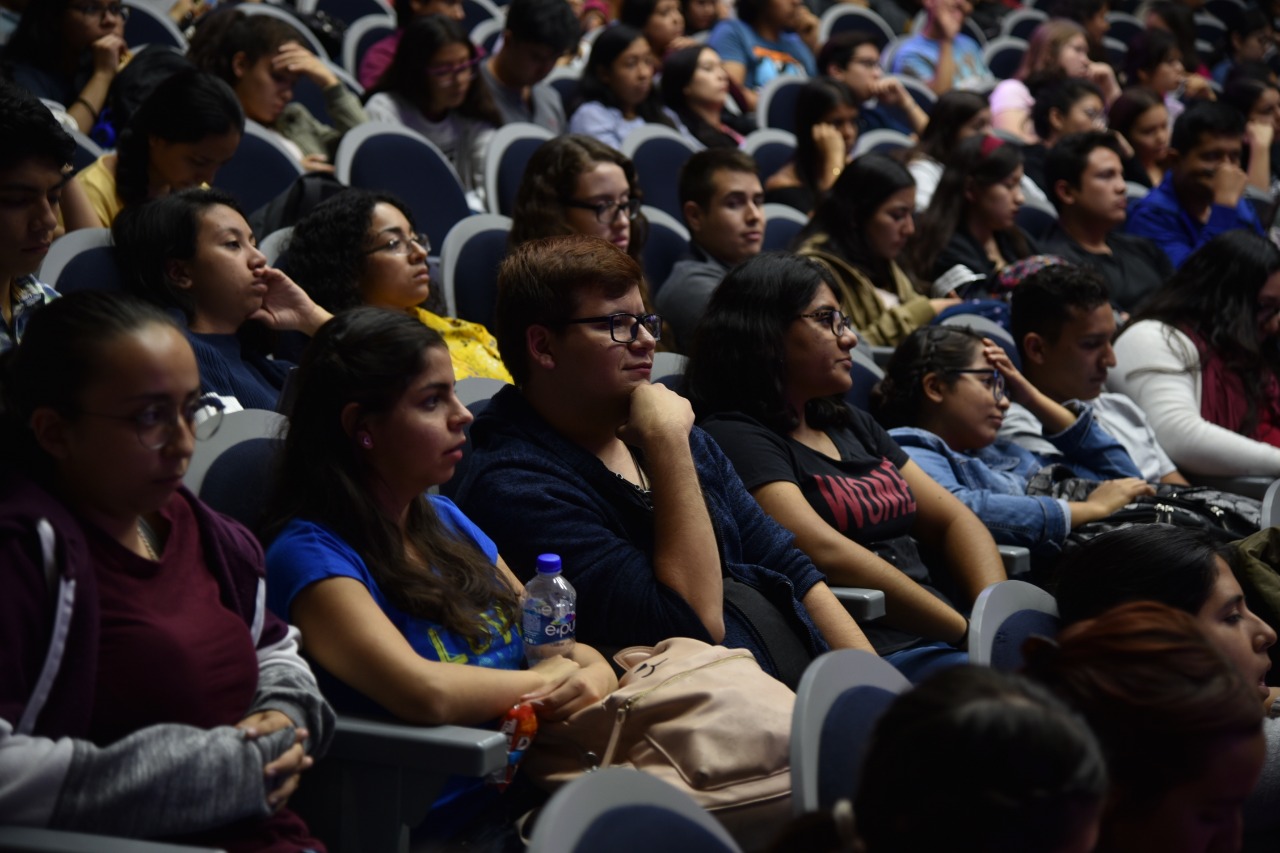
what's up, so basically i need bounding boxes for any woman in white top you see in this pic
[1110,231,1280,478]
[989,18,1118,144]
[364,14,500,210]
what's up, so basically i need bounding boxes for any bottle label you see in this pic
[522,599,575,647]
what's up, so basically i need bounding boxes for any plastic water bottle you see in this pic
[521,554,577,661]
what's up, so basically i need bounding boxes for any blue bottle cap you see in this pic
[535,554,562,574]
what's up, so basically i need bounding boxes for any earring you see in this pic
[359,433,373,449]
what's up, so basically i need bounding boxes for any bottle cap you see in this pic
[535,554,562,575]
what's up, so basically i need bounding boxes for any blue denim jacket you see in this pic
[889,403,1142,554]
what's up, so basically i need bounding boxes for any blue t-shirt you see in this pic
[891,33,993,92]
[266,495,522,675]
[707,18,816,91]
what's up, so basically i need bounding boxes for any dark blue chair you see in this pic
[758,76,806,134]
[39,229,125,295]
[336,123,473,253]
[316,0,393,26]
[969,580,1061,671]
[1015,199,1059,241]
[341,13,397,77]
[762,203,806,252]
[291,61,364,127]
[845,344,885,413]
[440,214,512,329]
[484,123,555,216]
[743,129,796,182]
[123,0,187,50]
[818,5,894,47]
[621,125,700,222]
[640,206,691,299]
[212,120,305,216]
[982,36,1027,81]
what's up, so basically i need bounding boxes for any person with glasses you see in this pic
[113,188,333,411]
[685,253,1003,679]
[1111,230,1280,479]
[451,235,876,690]
[794,154,957,348]
[872,324,1150,556]
[2,0,129,135]
[818,33,930,137]
[287,189,512,382]
[0,291,332,849]
[187,7,369,175]
[1018,78,1108,197]
[363,15,501,211]
[510,135,651,269]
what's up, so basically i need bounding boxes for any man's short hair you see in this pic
[1171,101,1247,155]
[504,0,580,53]
[1030,77,1103,141]
[678,149,760,212]
[817,31,882,72]
[0,82,75,171]
[496,235,644,385]
[1043,131,1125,211]
[1010,263,1112,359]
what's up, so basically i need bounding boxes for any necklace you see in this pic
[137,518,160,561]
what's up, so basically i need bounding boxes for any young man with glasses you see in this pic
[818,32,929,136]
[1040,131,1172,313]
[450,234,874,688]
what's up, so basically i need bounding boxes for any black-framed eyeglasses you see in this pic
[364,232,430,256]
[426,55,484,77]
[70,2,129,19]
[950,368,1006,402]
[563,197,642,224]
[797,308,854,337]
[554,312,662,343]
[79,394,225,450]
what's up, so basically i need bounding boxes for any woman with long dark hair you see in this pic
[0,292,331,849]
[660,44,751,149]
[73,69,244,228]
[793,154,954,347]
[911,135,1039,287]
[287,189,511,382]
[902,90,991,211]
[763,78,858,215]
[1222,77,1280,193]
[1111,230,1280,477]
[685,252,1005,678]
[364,14,501,206]
[263,307,615,841]
[568,24,679,150]
[1106,86,1170,188]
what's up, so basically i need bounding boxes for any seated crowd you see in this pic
[8,0,1280,850]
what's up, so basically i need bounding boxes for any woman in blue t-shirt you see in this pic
[684,252,1005,678]
[261,308,616,832]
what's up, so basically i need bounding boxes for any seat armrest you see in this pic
[997,545,1030,579]
[0,827,221,852]
[329,715,509,776]
[830,587,886,621]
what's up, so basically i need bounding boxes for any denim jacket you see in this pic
[889,403,1142,554]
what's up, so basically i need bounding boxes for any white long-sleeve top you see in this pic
[1109,319,1280,477]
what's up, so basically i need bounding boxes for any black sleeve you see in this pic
[700,416,800,492]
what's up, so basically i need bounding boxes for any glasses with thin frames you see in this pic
[557,312,663,343]
[80,394,226,450]
[563,197,642,224]
[426,55,482,78]
[798,308,854,337]
[364,232,431,256]
[951,368,1006,403]
[70,2,129,19]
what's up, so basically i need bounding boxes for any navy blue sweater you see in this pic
[449,386,831,679]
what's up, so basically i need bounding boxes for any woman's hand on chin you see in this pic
[249,267,333,335]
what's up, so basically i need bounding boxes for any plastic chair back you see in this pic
[791,649,910,814]
[757,76,806,134]
[983,36,1027,80]
[845,344,884,413]
[762,203,806,252]
[123,0,188,50]
[484,122,555,216]
[819,5,894,46]
[39,229,125,295]
[1015,198,1058,241]
[462,0,503,33]
[314,0,392,26]
[336,123,473,252]
[621,124,701,222]
[743,128,797,181]
[185,408,287,495]
[292,60,364,126]
[69,130,104,176]
[439,213,512,327]
[852,128,913,158]
[212,120,305,216]
[999,8,1046,40]
[640,206,691,298]
[342,13,397,76]
[969,580,1060,670]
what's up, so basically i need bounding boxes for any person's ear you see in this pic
[1054,178,1078,208]
[340,401,363,442]
[1022,332,1049,366]
[527,324,557,371]
[1048,107,1066,135]
[921,371,947,404]
[29,407,73,461]
[682,199,705,234]
[231,50,251,82]
[164,259,194,292]
[963,177,977,204]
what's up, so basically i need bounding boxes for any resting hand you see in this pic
[249,266,332,334]
[1248,120,1275,151]
[273,42,338,89]
[1211,162,1249,207]
[1183,75,1215,101]
[618,382,695,450]
[1086,478,1156,516]
[813,123,848,173]
[872,77,908,107]
[301,153,336,174]
[522,658,612,722]
[237,711,314,813]
[92,34,128,77]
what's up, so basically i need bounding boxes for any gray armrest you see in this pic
[0,828,220,852]
[830,586,886,621]
[997,545,1030,579]
[293,715,508,853]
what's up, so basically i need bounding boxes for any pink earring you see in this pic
[359,434,373,449]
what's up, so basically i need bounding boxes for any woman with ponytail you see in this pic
[73,68,244,228]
